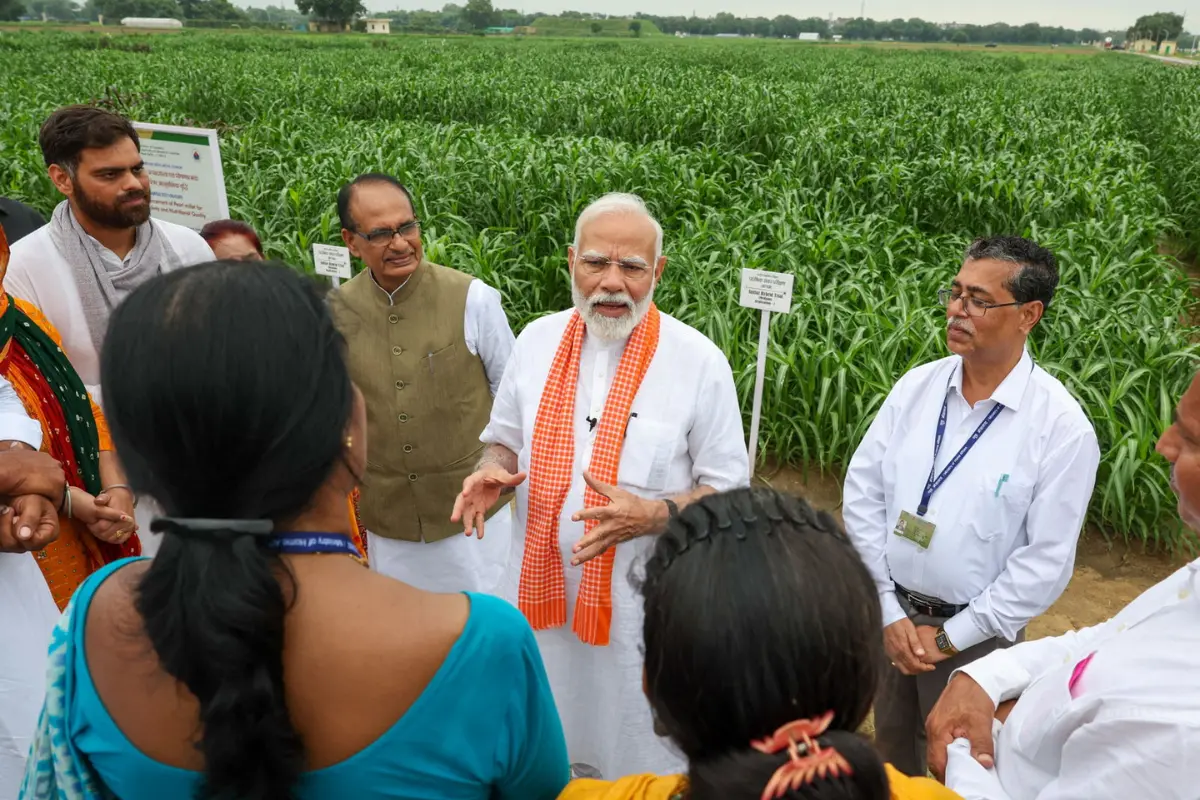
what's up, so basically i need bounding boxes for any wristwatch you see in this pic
[935,627,959,657]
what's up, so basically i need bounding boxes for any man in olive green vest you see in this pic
[328,173,515,593]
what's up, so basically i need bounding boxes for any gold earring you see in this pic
[345,435,353,449]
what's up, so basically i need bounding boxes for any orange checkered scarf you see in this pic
[519,305,661,646]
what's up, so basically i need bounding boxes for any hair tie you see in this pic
[751,711,852,800]
[151,517,275,537]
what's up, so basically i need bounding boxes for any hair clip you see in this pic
[752,711,851,800]
[151,517,275,537]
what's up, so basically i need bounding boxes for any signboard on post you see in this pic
[739,268,795,477]
[131,122,228,231]
[312,243,353,287]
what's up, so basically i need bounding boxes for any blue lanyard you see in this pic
[918,389,1005,517]
[265,532,360,557]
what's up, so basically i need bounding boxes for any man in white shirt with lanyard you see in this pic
[843,235,1100,777]
[928,368,1200,799]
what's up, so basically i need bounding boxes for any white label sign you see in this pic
[312,244,353,279]
[132,122,228,231]
[739,268,795,314]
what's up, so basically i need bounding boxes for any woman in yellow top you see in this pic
[558,487,961,800]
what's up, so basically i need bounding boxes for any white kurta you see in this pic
[6,219,214,405]
[367,503,513,595]
[0,376,55,800]
[481,309,750,780]
[946,560,1200,799]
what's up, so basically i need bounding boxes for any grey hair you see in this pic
[964,235,1059,310]
[572,193,663,261]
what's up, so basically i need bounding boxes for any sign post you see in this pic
[312,244,352,288]
[131,122,228,231]
[738,268,795,477]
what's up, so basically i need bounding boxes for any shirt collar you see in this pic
[949,348,1034,411]
[369,269,410,307]
[85,229,139,266]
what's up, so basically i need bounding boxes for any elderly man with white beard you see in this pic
[452,193,749,779]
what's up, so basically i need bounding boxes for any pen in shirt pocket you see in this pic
[994,474,1009,498]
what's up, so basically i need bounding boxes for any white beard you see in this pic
[571,278,656,342]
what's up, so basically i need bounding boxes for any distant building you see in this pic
[1160,39,1178,55]
[797,31,819,41]
[308,20,350,32]
[365,19,390,34]
[485,26,515,34]
[715,32,740,38]
[1129,38,1157,53]
[120,17,182,28]
[514,25,536,34]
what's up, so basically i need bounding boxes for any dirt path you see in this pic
[754,462,1186,640]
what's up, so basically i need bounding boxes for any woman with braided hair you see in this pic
[559,487,960,800]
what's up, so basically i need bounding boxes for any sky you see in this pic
[249,0,1199,30]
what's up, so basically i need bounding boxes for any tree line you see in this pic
[1,0,1191,51]
[638,14,1121,45]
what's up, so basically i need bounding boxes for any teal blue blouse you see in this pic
[67,558,570,799]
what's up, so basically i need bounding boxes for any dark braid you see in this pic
[643,487,848,592]
[638,486,885,797]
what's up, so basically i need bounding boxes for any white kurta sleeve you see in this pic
[686,352,749,492]
[479,341,524,454]
[0,375,42,450]
[942,425,1100,650]
[464,280,516,397]
[4,251,41,310]
[842,387,906,627]
[956,615,1114,707]
[947,721,1200,800]
[945,738,1013,800]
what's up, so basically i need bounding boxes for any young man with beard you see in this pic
[328,173,516,593]
[927,369,1200,798]
[7,106,213,558]
[6,106,213,405]
[842,236,1100,777]
[453,193,750,779]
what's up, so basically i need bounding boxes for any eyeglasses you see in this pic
[354,220,421,246]
[938,289,1023,318]
[575,254,653,281]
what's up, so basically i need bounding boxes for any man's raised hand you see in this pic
[452,465,526,538]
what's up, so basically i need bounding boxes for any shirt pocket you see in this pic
[965,471,1035,542]
[617,418,679,495]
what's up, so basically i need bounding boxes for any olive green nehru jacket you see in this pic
[329,260,498,543]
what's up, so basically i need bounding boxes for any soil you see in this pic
[753,461,1186,640]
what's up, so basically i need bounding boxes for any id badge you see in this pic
[893,509,936,549]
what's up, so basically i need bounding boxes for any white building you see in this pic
[120,17,182,28]
[365,19,390,34]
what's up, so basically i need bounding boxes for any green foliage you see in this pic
[0,0,26,19]
[460,0,491,31]
[26,0,81,20]
[529,16,662,37]
[93,0,179,20]
[295,0,362,26]
[2,34,1198,548]
[1128,12,1185,44]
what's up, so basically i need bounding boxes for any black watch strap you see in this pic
[663,498,679,519]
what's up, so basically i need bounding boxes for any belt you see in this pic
[894,582,968,618]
